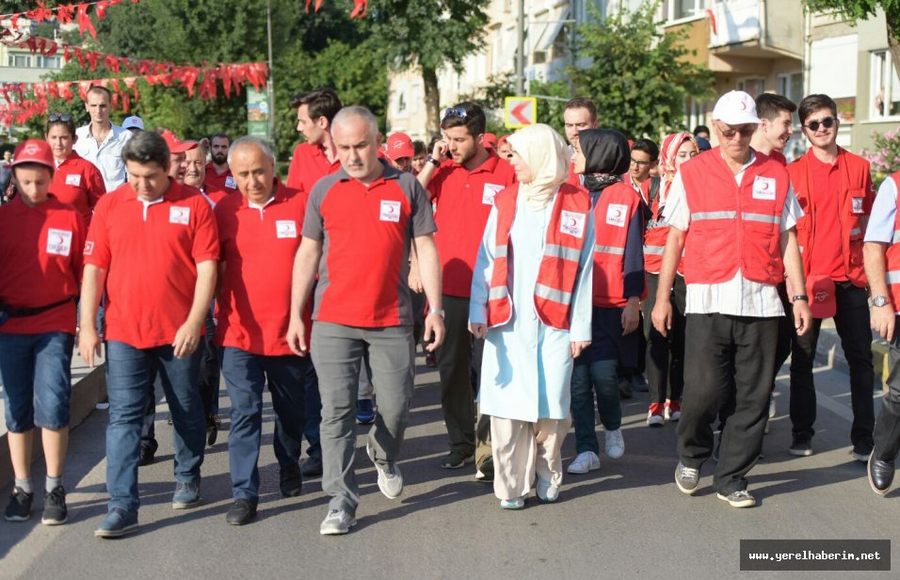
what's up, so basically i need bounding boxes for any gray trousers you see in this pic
[311,322,415,514]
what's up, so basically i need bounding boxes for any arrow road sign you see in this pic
[504,96,537,129]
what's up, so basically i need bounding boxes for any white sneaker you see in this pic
[647,410,665,427]
[366,443,403,499]
[605,429,625,459]
[567,451,601,474]
[768,395,777,419]
[319,509,357,535]
[536,479,560,503]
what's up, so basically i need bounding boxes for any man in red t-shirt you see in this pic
[287,106,445,535]
[45,113,106,224]
[417,102,516,476]
[285,88,342,194]
[786,93,876,461]
[214,137,310,525]
[79,131,219,538]
[204,133,236,194]
[0,140,84,525]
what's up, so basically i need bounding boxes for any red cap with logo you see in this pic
[160,129,198,154]
[386,132,414,161]
[11,139,54,170]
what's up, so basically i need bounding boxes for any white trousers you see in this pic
[490,416,572,501]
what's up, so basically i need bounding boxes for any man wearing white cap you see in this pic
[652,90,812,508]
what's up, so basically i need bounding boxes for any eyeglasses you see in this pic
[803,116,836,132]
[630,158,651,167]
[441,107,467,122]
[48,112,72,123]
[717,123,756,139]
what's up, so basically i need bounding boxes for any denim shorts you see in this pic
[0,332,74,432]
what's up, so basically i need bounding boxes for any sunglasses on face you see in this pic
[803,116,836,132]
[48,112,72,123]
[717,124,756,139]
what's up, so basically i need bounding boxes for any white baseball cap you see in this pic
[122,115,144,130]
[711,91,761,125]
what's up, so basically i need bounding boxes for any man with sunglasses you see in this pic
[416,102,516,477]
[786,94,876,461]
[652,90,811,508]
[73,86,131,192]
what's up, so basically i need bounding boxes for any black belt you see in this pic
[1,296,77,318]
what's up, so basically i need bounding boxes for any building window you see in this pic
[871,50,900,118]
[777,72,803,104]
[7,54,32,67]
[737,78,765,98]
[397,92,407,114]
[36,56,61,69]
[673,0,704,20]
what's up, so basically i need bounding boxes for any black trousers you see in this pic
[875,316,900,461]
[789,282,874,447]
[641,273,686,404]
[678,313,779,494]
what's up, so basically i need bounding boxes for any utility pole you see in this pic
[515,0,525,95]
[266,0,276,148]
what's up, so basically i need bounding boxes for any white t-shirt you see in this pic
[863,177,898,244]
[662,153,804,317]
[74,123,132,191]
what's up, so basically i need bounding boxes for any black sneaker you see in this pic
[4,487,34,522]
[41,485,68,525]
[225,499,257,526]
[475,457,494,482]
[138,440,158,467]
[300,455,323,478]
[440,449,475,469]
[279,464,303,498]
[789,434,813,457]
[206,415,219,447]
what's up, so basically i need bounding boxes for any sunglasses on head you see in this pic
[48,112,73,123]
[803,116,835,132]
[441,106,467,122]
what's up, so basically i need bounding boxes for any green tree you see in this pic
[364,0,491,134]
[804,1,900,77]
[569,1,714,138]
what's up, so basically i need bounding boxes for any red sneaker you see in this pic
[665,399,682,422]
[647,402,665,427]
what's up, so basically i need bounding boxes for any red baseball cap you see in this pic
[160,129,198,154]
[12,139,54,170]
[386,132,414,161]
[483,132,498,150]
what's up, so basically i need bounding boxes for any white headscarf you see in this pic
[507,123,569,211]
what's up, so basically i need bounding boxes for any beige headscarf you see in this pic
[507,123,569,211]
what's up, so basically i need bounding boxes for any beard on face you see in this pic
[211,152,227,165]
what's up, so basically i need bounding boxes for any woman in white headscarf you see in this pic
[468,124,594,509]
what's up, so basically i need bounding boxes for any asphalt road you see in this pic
[1,348,897,579]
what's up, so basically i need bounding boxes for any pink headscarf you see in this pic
[659,132,698,182]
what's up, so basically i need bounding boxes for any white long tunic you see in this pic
[469,193,594,422]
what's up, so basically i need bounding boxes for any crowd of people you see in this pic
[2,82,900,539]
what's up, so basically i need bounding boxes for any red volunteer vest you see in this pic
[681,148,788,285]
[643,180,669,274]
[884,173,900,314]
[788,148,873,287]
[487,183,591,329]
[592,181,641,307]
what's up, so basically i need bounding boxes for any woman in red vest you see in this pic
[566,129,643,476]
[641,132,698,427]
[469,124,594,509]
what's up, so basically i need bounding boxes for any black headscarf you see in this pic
[578,128,631,192]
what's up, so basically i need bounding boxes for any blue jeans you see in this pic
[221,348,308,501]
[570,359,621,455]
[105,341,206,513]
[0,332,74,432]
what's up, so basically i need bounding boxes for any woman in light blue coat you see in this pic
[468,124,594,509]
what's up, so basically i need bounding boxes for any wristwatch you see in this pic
[791,295,809,303]
[425,155,441,167]
[428,307,445,318]
[869,295,890,308]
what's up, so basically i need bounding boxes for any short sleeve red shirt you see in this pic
[51,151,106,224]
[0,196,84,334]
[204,163,237,194]
[303,165,436,327]
[286,142,341,194]
[427,154,517,297]
[807,153,847,280]
[215,181,307,356]
[84,180,220,349]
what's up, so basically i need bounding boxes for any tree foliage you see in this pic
[805,1,900,37]
[569,1,714,139]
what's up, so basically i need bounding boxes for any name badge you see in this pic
[65,174,81,187]
[482,183,504,206]
[276,220,297,238]
[169,206,191,225]
[225,176,236,189]
[83,240,94,256]
[560,210,587,238]
[851,197,864,214]
[46,228,73,257]
[605,204,628,228]
[380,200,401,222]
[752,176,776,201]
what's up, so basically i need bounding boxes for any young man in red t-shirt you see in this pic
[45,113,106,225]
[79,131,219,538]
[786,94,876,461]
[416,102,516,476]
[0,140,84,525]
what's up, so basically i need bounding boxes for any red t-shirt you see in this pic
[215,182,307,356]
[204,163,237,194]
[0,196,84,334]
[205,188,235,206]
[51,151,106,223]
[286,142,341,194]
[807,153,847,281]
[427,154,517,297]
[768,150,787,166]
[84,181,220,349]
[303,165,436,327]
